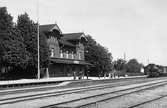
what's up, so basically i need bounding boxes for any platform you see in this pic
[0,76,147,87]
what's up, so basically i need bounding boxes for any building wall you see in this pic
[46,31,86,77]
[47,36,85,60]
[76,41,85,60]
[48,63,85,77]
[48,63,61,77]
[47,36,60,58]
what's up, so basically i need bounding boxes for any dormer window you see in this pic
[52,29,62,39]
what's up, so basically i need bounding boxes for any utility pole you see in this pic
[37,0,40,79]
[147,58,149,65]
[123,52,126,61]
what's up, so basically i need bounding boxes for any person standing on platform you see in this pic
[73,71,76,80]
[85,70,89,79]
[78,71,82,80]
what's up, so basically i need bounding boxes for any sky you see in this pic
[1,0,167,65]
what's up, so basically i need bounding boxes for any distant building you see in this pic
[40,24,90,77]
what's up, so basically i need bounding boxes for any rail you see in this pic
[0,77,167,108]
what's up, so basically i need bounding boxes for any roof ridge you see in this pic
[62,32,83,35]
[40,24,56,26]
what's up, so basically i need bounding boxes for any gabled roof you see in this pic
[39,24,62,33]
[62,32,86,40]
[39,24,87,47]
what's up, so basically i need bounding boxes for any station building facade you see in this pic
[40,24,90,77]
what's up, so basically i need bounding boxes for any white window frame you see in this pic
[66,51,69,59]
[60,50,63,58]
[78,52,81,60]
[51,48,54,57]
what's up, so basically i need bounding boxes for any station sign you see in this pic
[74,61,79,64]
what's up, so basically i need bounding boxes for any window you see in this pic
[50,36,53,42]
[51,48,54,57]
[53,37,56,42]
[78,52,81,60]
[66,51,69,58]
[71,52,74,59]
[60,50,63,58]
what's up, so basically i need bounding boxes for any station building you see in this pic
[40,24,90,77]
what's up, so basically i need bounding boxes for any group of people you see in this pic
[73,71,88,80]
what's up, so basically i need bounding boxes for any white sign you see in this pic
[74,61,79,64]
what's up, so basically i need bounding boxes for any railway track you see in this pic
[41,79,167,108]
[0,78,158,105]
[0,78,167,108]
[128,94,167,108]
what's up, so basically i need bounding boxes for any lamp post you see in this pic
[37,0,40,79]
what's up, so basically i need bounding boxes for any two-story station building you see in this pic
[40,24,90,77]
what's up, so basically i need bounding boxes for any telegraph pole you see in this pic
[147,58,149,64]
[123,52,126,61]
[37,0,40,79]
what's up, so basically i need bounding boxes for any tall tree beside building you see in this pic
[0,7,27,79]
[85,35,112,77]
[17,13,49,78]
[17,13,37,67]
[4,28,27,67]
[17,13,37,77]
[0,7,13,67]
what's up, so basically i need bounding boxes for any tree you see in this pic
[16,13,37,78]
[0,7,13,66]
[3,28,27,67]
[17,13,49,78]
[126,59,142,73]
[17,13,36,65]
[85,35,113,77]
[0,7,27,79]
[113,58,126,71]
